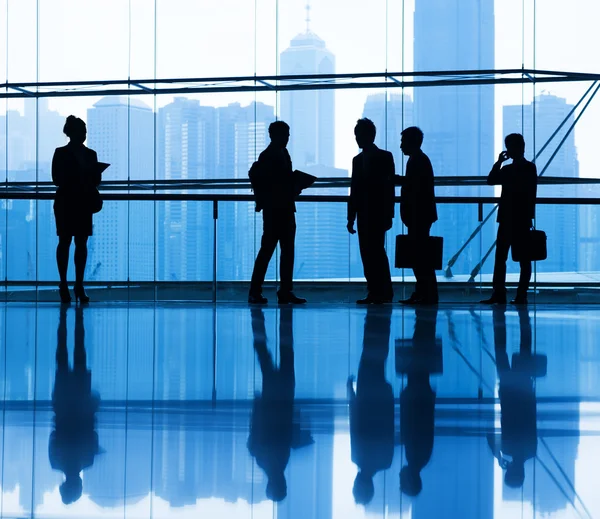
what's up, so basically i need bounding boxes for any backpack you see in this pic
[248,160,266,212]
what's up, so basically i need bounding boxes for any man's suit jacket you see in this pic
[251,144,296,213]
[398,150,437,230]
[348,145,395,228]
[487,159,537,227]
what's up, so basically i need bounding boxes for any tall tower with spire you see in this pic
[277,5,349,282]
[280,5,335,168]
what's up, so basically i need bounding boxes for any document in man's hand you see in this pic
[97,162,110,175]
[293,170,317,192]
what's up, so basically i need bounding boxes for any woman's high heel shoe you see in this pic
[59,284,72,304]
[74,284,90,304]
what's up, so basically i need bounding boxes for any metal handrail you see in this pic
[0,175,598,194]
[1,192,599,204]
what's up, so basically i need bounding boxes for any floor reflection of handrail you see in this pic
[468,309,497,364]
[445,309,495,395]
[539,438,592,519]
[536,455,589,519]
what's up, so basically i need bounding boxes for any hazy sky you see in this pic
[1,0,600,178]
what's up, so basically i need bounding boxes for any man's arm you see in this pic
[408,155,431,226]
[385,152,396,222]
[347,376,357,438]
[347,375,356,401]
[527,162,538,219]
[487,151,510,185]
[347,156,358,234]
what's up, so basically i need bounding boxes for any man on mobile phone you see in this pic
[482,133,538,305]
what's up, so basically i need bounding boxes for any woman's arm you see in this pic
[51,149,63,186]
[90,150,101,186]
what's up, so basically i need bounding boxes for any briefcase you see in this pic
[395,338,444,375]
[511,228,547,262]
[395,235,443,270]
[511,353,547,378]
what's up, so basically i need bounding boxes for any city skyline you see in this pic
[0,2,597,518]
[0,2,593,282]
[0,84,587,281]
[0,305,583,515]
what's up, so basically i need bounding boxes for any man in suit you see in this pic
[347,306,394,504]
[487,306,539,488]
[347,118,396,304]
[247,307,313,502]
[399,307,438,497]
[397,127,438,305]
[482,133,537,305]
[249,121,306,305]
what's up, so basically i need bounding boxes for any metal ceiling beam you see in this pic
[256,79,274,89]
[8,86,34,96]
[131,82,153,92]
[2,68,598,99]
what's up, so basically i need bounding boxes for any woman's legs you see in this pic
[74,235,89,287]
[56,236,72,286]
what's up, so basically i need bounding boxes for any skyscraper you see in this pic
[156,99,275,284]
[0,110,29,172]
[87,96,154,281]
[280,27,335,169]
[503,94,580,275]
[578,182,600,272]
[280,20,348,281]
[32,100,66,283]
[216,101,274,281]
[0,100,65,283]
[156,98,217,282]
[362,93,414,172]
[414,0,495,276]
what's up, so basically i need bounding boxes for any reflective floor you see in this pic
[0,302,597,518]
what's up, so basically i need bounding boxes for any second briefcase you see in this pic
[395,234,443,270]
[512,228,547,262]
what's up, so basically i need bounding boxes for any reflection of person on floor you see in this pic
[488,306,538,488]
[348,306,394,505]
[247,307,313,502]
[399,308,438,497]
[49,306,100,505]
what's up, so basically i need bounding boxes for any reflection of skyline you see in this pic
[0,305,590,517]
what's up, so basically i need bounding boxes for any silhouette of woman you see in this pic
[49,306,101,505]
[52,116,101,304]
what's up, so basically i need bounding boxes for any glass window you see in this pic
[0,0,597,291]
[38,0,129,82]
